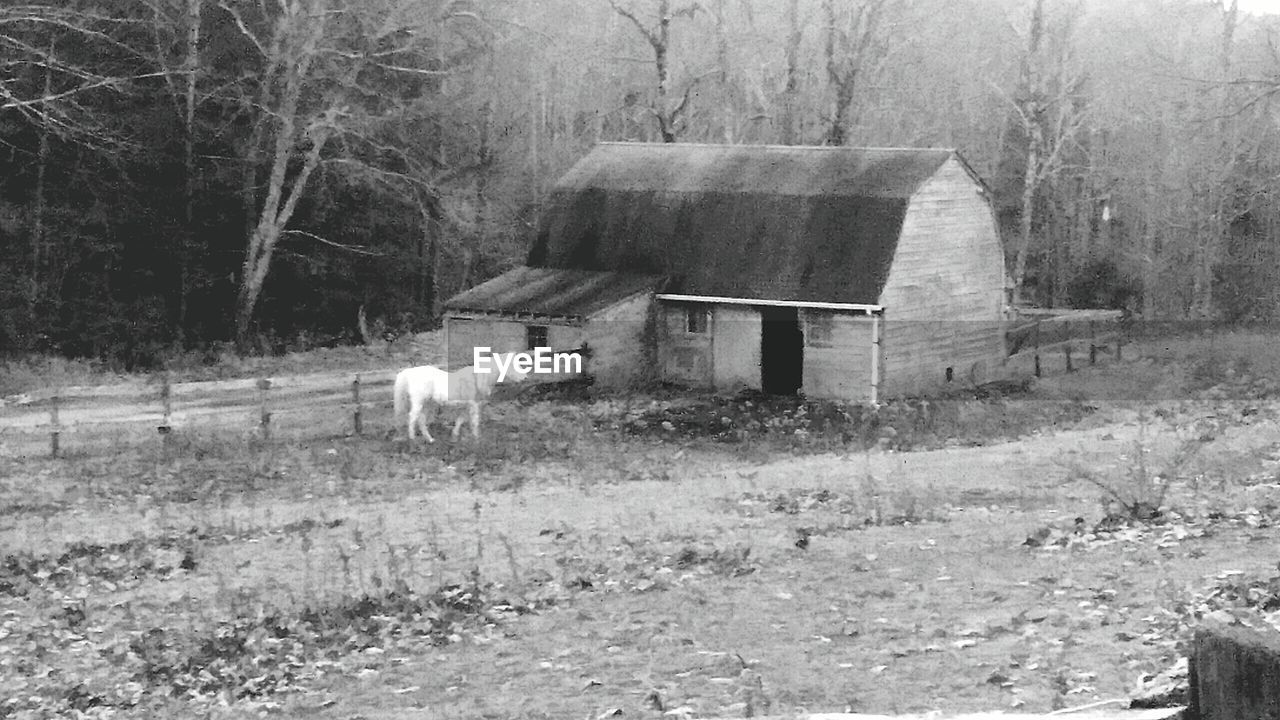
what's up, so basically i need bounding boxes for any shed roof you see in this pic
[443,265,665,319]
[527,143,965,305]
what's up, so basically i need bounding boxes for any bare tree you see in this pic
[145,0,205,335]
[1187,0,1239,318]
[778,0,804,144]
[219,0,486,347]
[820,0,893,146]
[0,3,158,324]
[607,0,702,143]
[1004,0,1088,303]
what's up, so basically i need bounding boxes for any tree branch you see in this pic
[282,229,385,256]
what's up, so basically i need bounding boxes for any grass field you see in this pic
[3,329,1280,719]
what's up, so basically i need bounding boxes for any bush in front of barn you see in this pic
[604,383,1093,452]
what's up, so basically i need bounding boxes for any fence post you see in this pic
[351,374,363,436]
[1089,319,1097,365]
[257,378,272,440]
[1065,344,1074,372]
[158,374,173,455]
[1033,321,1042,378]
[49,394,61,458]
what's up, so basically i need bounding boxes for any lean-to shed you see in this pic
[442,142,1007,401]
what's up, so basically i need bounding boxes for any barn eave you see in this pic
[655,293,884,314]
[441,265,667,320]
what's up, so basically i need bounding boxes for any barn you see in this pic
[442,142,1007,402]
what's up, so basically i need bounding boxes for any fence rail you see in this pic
[2,320,1127,457]
[1003,308,1127,379]
[1,368,403,457]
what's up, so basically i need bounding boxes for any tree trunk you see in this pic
[179,0,201,339]
[30,38,53,325]
[1012,122,1041,303]
[423,204,438,319]
[821,0,885,147]
[654,0,675,142]
[234,124,329,348]
[609,0,683,143]
[1011,0,1045,304]
[1189,0,1238,319]
[780,0,802,145]
[233,0,331,350]
[822,0,843,145]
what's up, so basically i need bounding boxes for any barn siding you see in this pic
[444,291,653,386]
[658,304,714,387]
[445,317,532,370]
[802,310,876,402]
[877,157,1005,396]
[711,306,761,392]
[582,291,653,387]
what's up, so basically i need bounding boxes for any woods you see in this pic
[2,0,1279,366]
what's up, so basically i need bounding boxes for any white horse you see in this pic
[392,352,531,442]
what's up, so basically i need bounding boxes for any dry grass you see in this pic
[3,329,1280,718]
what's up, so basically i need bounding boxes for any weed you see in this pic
[1061,416,1203,521]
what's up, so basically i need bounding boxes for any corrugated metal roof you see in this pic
[527,143,965,305]
[443,265,666,319]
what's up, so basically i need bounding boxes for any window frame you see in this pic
[805,310,835,348]
[526,324,548,351]
[683,305,710,334]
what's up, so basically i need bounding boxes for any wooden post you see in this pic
[1089,319,1097,365]
[352,374,363,436]
[1065,344,1073,372]
[1190,622,1280,720]
[49,393,61,458]
[1033,320,1041,378]
[257,378,272,440]
[158,374,173,454]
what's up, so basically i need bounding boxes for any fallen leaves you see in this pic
[1021,504,1280,553]
[0,576,541,717]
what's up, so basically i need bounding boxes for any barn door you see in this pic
[760,306,803,395]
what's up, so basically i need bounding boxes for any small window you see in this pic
[805,311,834,348]
[526,324,548,350]
[685,306,709,334]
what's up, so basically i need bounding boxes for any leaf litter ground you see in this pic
[4,331,1280,718]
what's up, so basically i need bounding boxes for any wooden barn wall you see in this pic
[582,292,654,387]
[658,304,713,388]
[446,316,522,369]
[444,315,581,371]
[711,306,761,392]
[802,310,875,402]
[877,157,1006,396]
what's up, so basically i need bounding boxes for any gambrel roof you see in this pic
[526,143,968,305]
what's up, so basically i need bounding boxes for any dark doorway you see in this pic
[760,306,803,395]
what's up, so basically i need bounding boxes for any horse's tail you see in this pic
[393,370,408,418]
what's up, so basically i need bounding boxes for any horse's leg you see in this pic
[407,397,419,441]
[420,402,436,443]
[469,402,481,439]
[451,410,466,441]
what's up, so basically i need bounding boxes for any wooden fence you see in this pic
[1,320,1127,457]
[1004,308,1127,379]
[0,369,402,458]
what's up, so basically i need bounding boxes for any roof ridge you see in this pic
[595,141,957,153]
